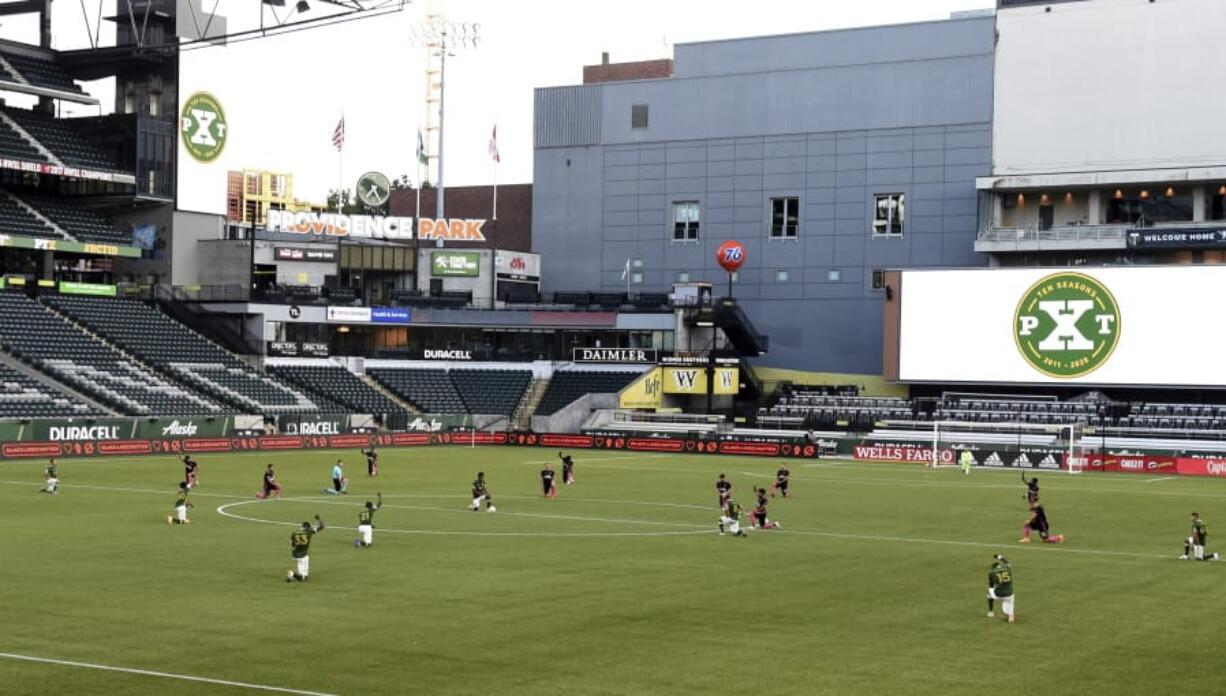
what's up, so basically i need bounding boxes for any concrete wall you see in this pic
[169,210,227,286]
[532,16,995,374]
[994,0,1226,175]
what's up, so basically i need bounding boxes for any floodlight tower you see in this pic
[410,7,480,219]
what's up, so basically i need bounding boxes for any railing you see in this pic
[977,225,1131,244]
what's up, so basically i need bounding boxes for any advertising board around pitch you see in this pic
[897,266,1226,387]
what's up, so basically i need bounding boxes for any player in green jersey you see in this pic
[355,493,383,548]
[986,554,1015,623]
[40,458,59,494]
[287,515,325,582]
[1181,512,1220,561]
[960,450,973,476]
[167,482,193,525]
[718,498,747,537]
[469,471,496,512]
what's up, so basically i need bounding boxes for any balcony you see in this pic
[976,224,1130,253]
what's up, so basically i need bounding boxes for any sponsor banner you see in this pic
[1078,454,1177,474]
[961,449,1066,470]
[266,209,415,241]
[495,250,541,280]
[418,218,487,242]
[627,438,686,453]
[0,234,140,258]
[422,349,472,360]
[279,416,348,437]
[301,342,330,358]
[134,418,231,439]
[659,354,740,366]
[58,281,118,297]
[713,367,739,396]
[618,368,663,409]
[573,348,657,363]
[98,440,154,455]
[853,445,956,464]
[371,307,410,324]
[389,433,431,446]
[0,158,135,185]
[275,246,337,262]
[259,435,306,450]
[1175,457,1226,478]
[2,441,61,458]
[404,415,474,432]
[538,434,593,448]
[329,434,373,449]
[28,419,133,442]
[1127,228,1226,250]
[267,341,330,358]
[182,438,234,453]
[431,251,480,277]
[327,306,372,323]
[661,367,739,395]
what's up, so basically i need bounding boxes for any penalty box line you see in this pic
[0,651,338,696]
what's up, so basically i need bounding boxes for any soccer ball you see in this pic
[487,506,497,513]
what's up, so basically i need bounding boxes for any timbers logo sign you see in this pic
[1014,272,1120,378]
[180,92,227,163]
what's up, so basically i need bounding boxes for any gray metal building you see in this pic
[532,15,994,375]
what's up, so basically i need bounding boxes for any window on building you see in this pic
[631,104,649,129]
[827,269,841,283]
[1106,188,1193,225]
[270,175,285,198]
[871,269,886,291]
[677,271,691,283]
[672,201,700,241]
[148,94,160,117]
[775,269,790,283]
[1212,185,1226,221]
[123,93,135,114]
[770,197,799,238]
[873,193,905,236]
[631,271,643,285]
[245,173,260,196]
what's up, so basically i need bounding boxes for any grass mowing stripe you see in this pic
[0,652,338,696]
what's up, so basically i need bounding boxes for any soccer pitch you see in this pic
[1,448,1222,695]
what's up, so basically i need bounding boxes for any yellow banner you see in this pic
[661,366,740,395]
[618,368,663,409]
[713,367,740,395]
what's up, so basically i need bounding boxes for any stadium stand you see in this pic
[535,370,642,415]
[0,191,62,239]
[268,364,407,416]
[0,118,45,162]
[368,368,465,414]
[44,295,337,414]
[0,51,84,95]
[17,192,123,244]
[0,362,94,417]
[451,369,532,416]
[0,292,219,415]
[4,107,118,171]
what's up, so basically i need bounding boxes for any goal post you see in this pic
[927,420,1085,474]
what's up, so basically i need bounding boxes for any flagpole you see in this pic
[337,113,344,213]
[492,158,498,221]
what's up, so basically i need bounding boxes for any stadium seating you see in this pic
[0,51,84,95]
[269,364,407,416]
[0,292,220,415]
[17,193,124,245]
[368,368,466,414]
[535,370,642,415]
[451,369,532,416]
[0,119,45,162]
[4,107,118,171]
[0,362,94,417]
[44,295,337,414]
[0,192,61,239]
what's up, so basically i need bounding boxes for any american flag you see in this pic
[332,115,345,151]
[488,124,500,163]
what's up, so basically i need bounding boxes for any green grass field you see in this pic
[1,447,1224,695]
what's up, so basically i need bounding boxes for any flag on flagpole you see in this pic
[488,124,500,163]
[416,129,428,166]
[620,257,631,281]
[332,115,345,151]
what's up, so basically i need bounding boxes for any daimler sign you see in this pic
[573,348,657,363]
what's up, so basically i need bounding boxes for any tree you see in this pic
[325,188,364,214]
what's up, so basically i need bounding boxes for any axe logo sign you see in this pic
[1014,272,1120,379]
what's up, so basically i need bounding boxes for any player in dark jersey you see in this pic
[716,473,732,509]
[167,482,193,525]
[1181,511,1220,561]
[752,488,781,530]
[355,493,383,548]
[1022,474,1039,508]
[1019,505,1064,544]
[558,451,575,485]
[287,515,325,582]
[182,455,199,489]
[362,447,379,477]
[540,463,557,499]
[40,458,59,494]
[469,472,495,512]
[986,554,1015,622]
[256,464,282,500]
[771,464,791,498]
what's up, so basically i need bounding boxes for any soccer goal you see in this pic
[927,420,1086,474]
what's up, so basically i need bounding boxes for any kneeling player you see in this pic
[256,464,282,500]
[771,464,790,498]
[718,498,747,537]
[986,554,1015,622]
[40,458,59,494]
[1181,511,1220,561]
[752,488,781,530]
[324,460,348,495]
[1019,505,1064,544]
[469,472,496,512]
[540,463,557,500]
[355,493,383,548]
[167,482,193,525]
[287,515,325,582]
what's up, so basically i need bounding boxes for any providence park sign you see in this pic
[1014,272,1120,379]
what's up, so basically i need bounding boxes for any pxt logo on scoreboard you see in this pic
[1013,272,1121,379]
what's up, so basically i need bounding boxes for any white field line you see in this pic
[1145,477,1178,484]
[0,652,338,696]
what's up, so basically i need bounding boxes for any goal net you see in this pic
[928,420,1086,474]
